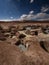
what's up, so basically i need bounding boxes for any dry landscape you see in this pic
[0,21,49,65]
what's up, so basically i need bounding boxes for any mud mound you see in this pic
[0,40,49,65]
[0,42,29,65]
[25,41,49,65]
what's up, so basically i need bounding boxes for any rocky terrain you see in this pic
[0,22,49,65]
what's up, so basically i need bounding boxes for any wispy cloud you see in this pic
[41,6,49,12]
[18,10,49,21]
[29,11,34,14]
[30,0,34,3]
[10,16,14,19]
[33,13,49,21]
[18,10,34,20]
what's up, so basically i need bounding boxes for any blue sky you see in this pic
[0,0,49,21]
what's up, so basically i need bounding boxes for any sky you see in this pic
[0,0,49,21]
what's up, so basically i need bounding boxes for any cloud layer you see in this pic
[19,12,49,21]
[18,6,49,21]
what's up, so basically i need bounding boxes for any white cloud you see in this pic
[33,13,49,21]
[18,11,34,20]
[30,0,34,3]
[41,6,49,12]
[21,14,27,18]
[10,17,14,19]
[20,14,27,20]
[18,10,49,21]
[29,11,34,14]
